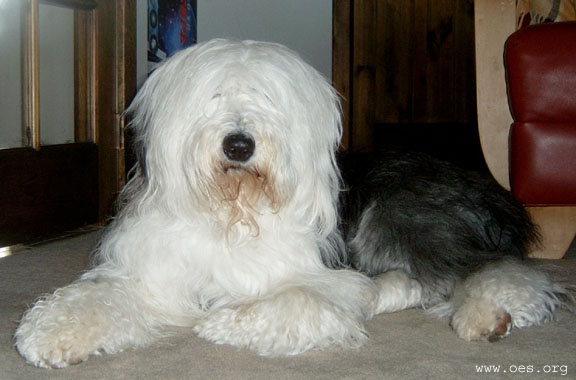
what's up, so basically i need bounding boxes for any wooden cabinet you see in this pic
[334,0,481,168]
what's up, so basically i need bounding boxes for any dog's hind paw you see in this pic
[450,303,512,342]
[486,312,513,342]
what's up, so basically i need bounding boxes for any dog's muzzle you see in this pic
[223,132,255,162]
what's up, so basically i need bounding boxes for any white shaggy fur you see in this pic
[14,39,378,368]
[373,270,423,314]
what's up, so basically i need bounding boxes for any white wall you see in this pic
[137,0,333,87]
[38,3,75,146]
[197,0,332,79]
[0,0,23,148]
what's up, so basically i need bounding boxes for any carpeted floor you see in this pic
[1,230,575,380]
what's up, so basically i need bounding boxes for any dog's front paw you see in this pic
[193,307,243,347]
[15,307,100,369]
[15,329,98,369]
[194,303,305,356]
[195,288,368,356]
[450,302,512,342]
[15,279,163,368]
[14,285,113,369]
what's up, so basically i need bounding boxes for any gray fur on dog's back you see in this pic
[342,150,540,305]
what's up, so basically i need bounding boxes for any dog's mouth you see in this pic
[219,163,267,188]
[215,162,278,235]
[222,163,246,173]
[221,159,267,176]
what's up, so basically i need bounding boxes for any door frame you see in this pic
[96,0,137,220]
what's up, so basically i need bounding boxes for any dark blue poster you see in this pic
[148,0,197,72]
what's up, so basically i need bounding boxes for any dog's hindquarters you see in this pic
[344,151,539,306]
[342,151,572,340]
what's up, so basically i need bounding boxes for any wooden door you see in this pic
[333,0,481,168]
[0,0,135,246]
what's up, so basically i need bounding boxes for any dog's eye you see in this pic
[212,93,222,99]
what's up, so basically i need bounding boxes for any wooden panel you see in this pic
[23,0,40,149]
[373,0,475,125]
[94,0,137,219]
[374,0,417,123]
[332,0,352,150]
[341,0,477,152]
[351,0,376,152]
[410,0,428,124]
[417,0,456,122]
[0,144,98,246]
[118,0,138,177]
[74,8,95,142]
[454,0,476,123]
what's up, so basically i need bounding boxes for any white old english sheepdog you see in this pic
[15,39,379,369]
[14,39,572,369]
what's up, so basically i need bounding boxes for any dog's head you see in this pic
[126,39,342,240]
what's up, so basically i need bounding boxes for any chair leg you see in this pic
[526,207,576,259]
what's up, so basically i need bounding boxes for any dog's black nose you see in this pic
[223,133,255,162]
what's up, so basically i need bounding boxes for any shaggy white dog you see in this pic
[14,39,378,368]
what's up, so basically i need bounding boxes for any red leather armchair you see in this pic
[504,22,576,258]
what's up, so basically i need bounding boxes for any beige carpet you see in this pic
[1,230,575,380]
